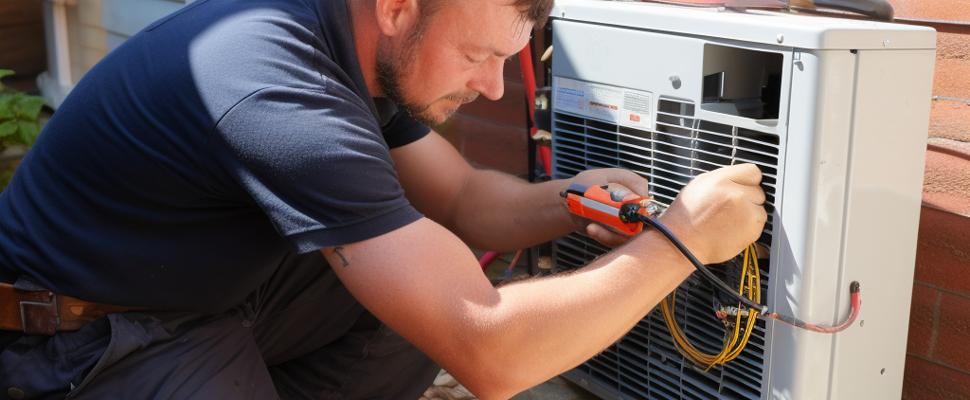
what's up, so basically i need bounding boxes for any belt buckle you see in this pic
[18,290,60,335]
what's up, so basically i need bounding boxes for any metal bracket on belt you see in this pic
[19,290,60,335]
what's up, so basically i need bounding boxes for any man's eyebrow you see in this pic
[466,44,512,59]
[485,45,516,59]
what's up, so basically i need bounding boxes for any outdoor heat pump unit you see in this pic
[547,1,936,399]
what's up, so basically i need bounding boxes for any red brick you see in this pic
[459,80,528,127]
[889,0,970,21]
[929,101,970,143]
[914,207,970,293]
[437,128,464,152]
[903,356,970,400]
[933,32,970,100]
[923,145,970,215]
[934,292,970,371]
[442,113,528,175]
[907,284,939,358]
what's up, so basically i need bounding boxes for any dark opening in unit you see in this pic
[701,44,783,121]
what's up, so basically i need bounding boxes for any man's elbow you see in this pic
[451,356,530,400]
[442,318,537,399]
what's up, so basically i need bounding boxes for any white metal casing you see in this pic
[548,1,935,399]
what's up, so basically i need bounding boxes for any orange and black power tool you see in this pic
[560,183,664,236]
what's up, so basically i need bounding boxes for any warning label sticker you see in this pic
[553,77,653,130]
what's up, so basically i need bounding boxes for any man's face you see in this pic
[376,1,533,126]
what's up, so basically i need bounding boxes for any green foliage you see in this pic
[0,69,47,191]
[0,69,46,148]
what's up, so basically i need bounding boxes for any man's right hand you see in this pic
[654,163,768,265]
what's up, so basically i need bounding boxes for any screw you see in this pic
[669,76,682,90]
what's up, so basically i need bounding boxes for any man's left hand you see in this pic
[565,168,650,248]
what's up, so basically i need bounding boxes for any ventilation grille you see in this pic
[551,98,780,400]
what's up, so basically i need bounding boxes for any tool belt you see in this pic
[0,282,132,335]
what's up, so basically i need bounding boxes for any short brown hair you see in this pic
[512,0,555,28]
[420,0,555,29]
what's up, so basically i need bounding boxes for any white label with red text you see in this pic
[553,77,653,130]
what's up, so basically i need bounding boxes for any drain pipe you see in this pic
[38,0,77,108]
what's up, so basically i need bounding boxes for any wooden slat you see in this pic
[0,0,43,26]
[0,0,46,78]
[0,24,47,78]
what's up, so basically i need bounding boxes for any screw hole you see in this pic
[669,76,682,90]
[880,368,886,375]
[860,320,865,327]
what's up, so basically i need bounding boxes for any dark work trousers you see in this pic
[0,252,440,399]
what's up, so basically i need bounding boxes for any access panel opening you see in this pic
[701,44,783,120]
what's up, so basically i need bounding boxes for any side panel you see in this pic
[768,50,857,400]
[829,48,935,400]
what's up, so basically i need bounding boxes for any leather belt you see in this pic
[0,283,132,335]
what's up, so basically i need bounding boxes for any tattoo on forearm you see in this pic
[333,247,350,267]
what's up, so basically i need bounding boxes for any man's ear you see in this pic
[374,0,421,37]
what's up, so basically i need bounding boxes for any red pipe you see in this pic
[479,250,501,271]
[479,44,550,272]
[518,47,537,128]
[518,45,552,176]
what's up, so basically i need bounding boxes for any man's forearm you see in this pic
[449,169,575,251]
[456,230,695,399]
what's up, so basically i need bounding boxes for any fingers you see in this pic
[718,163,763,187]
[576,168,650,197]
[610,169,650,196]
[740,184,766,206]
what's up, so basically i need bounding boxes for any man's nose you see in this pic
[468,58,505,101]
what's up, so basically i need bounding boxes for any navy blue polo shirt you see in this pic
[0,0,429,312]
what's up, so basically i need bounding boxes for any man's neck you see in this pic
[347,0,382,97]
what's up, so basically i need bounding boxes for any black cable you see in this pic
[635,214,768,313]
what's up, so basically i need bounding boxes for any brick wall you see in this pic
[890,0,970,398]
[434,57,530,176]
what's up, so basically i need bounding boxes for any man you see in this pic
[0,0,766,399]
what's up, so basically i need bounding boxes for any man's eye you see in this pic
[465,54,487,64]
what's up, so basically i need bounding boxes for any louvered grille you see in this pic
[552,98,779,400]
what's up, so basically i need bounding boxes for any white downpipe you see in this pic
[38,0,77,108]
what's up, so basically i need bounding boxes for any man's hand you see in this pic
[565,168,650,247]
[656,163,767,264]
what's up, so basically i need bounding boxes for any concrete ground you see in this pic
[513,377,599,400]
[422,370,598,400]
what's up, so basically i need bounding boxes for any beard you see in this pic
[375,24,478,126]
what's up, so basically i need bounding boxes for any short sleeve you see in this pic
[213,82,422,253]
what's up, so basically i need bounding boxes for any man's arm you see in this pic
[392,131,647,251]
[322,164,766,399]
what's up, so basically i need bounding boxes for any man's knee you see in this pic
[271,316,439,400]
